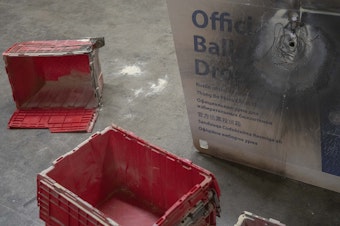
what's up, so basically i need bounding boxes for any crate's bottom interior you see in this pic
[21,75,97,109]
[97,188,163,225]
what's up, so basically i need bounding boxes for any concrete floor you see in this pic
[0,0,340,225]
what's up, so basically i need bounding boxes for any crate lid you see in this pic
[3,37,104,57]
[8,108,98,133]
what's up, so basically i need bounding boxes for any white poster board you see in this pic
[167,0,340,192]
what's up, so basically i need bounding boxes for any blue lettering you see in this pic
[194,35,206,52]
[208,42,219,55]
[195,59,209,75]
[192,10,208,28]
[192,10,252,35]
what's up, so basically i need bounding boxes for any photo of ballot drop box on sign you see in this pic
[166,0,340,192]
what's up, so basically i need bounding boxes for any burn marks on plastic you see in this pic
[252,9,339,97]
[273,12,306,65]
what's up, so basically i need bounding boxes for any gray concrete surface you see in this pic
[0,0,339,225]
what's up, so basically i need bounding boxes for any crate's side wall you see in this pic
[6,54,98,109]
[5,56,44,107]
[106,129,207,212]
[34,55,90,81]
[46,132,115,207]
[31,54,97,109]
[37,178,108,226]
[91,49,104,99]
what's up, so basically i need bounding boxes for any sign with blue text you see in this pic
[167,0,340,192]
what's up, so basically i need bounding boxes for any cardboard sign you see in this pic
[167,0,340,192]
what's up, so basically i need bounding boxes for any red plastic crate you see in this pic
[3,38,104,132]
[37,125,221,226]
[234,212,285,226]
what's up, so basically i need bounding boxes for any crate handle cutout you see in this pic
[179,189,220,225]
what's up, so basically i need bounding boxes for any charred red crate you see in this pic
[37,125,221,226]
[234,212,285,226]
[3,38,105,132]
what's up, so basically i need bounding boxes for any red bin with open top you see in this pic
[37,125,221,226]
[3,37,104,132]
